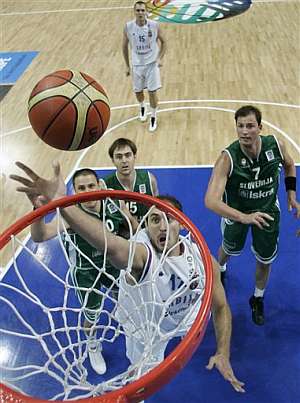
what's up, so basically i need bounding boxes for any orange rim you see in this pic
[0,191,213,402]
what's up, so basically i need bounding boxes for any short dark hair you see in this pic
[108,138,137,159]
[235,105,262,125]
[72,168,98,188]
[134,1,147,10]
[156,195,183,212]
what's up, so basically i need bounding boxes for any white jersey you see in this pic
[125,19,159,66]
[116,229,206,345]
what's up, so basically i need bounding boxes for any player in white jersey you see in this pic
[116,227,206,368]
[122,1,166,132]
[11,164,245,392]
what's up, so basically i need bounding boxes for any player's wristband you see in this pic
[285,176,296,192]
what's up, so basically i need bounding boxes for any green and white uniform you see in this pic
[63,201,123,322]
[222,135,283,264]
[103,169,155,223]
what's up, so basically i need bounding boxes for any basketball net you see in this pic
[0,191,212,402]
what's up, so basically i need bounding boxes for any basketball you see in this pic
[28,70,110,151]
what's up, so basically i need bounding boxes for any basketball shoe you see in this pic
[249,296,264,326]
[139,104,147,122]
[149,116,157,132]
[88,339,107,374]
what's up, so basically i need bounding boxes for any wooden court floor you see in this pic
[0,0,299,266]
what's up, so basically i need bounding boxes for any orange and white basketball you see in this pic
[28,70,110,151]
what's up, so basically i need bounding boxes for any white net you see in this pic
[0,196,207,400]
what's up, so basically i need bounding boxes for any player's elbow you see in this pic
[204,192,214,210]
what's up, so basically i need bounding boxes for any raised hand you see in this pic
[241,211,274,230]
[287,197,300,219]
[10,161,66,203]
[206,353,245,393]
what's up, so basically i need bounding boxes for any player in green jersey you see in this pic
[205,105,300,326]
[13,166,137,375]
[102,138,159,233]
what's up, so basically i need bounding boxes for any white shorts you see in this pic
[125,334,167,368]
[132,61,161,93]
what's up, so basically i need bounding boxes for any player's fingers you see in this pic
[15,161,39,181]
[260,212,274,221]
[253,218,264,229]
[222,370,245,392]
[261,219,270,227]
[15,186,38,196]
[230,379,246,393]
[255,214,273,227]
[226,372,245,386]
[205,357,215,370]
[10,174,34,187]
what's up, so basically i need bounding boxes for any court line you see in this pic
[1,98,299,138]
[68,105,299,178]
[113,99,300,110]
[1,0,296,16]
[0,5,131,17]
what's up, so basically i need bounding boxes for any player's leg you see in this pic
[132,65,147,121]
[219,218,249,286]
[72,267,107,374]
[125,334,167,374]
[249,212,280,325]
[146,62,161,132]
[218,245,230,285]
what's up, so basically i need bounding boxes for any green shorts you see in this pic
[71,265,119,323]
[221,211,280,264]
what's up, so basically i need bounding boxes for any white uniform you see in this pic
[116,229,206,368]
[125,19,161,92]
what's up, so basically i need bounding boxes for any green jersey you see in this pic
[103,169,154,222]
[63,201,122,277]
[223,135,284,213]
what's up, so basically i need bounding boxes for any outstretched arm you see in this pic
[31,216,68,242]
[10,161,147,274]
[207,256,245,393]
[205,152,274,229]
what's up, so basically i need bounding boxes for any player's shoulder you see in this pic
[136,168,150,179]
[261,134,277,145]
[103,172,117,184]
[126,19,137,30]
[225,139,240,152]
[261,134,283,152]
[181,237,201,255]
[147,19,159,27]
[134,228,150,244]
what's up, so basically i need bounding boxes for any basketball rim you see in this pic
[0,190,213,403]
